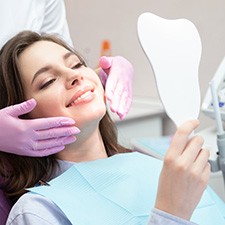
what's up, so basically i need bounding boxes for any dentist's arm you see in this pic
[0,99,80,157]
[99,56,133,120]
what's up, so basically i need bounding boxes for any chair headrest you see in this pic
[0,189,12,225]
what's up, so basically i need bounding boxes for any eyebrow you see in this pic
[63,52,75,60]
[31,66,51,85]
[31,51,75,85]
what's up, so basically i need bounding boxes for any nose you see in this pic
[65,70,83,89]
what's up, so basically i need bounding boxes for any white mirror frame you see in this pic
[137,12,202,127]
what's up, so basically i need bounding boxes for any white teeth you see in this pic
[76,91,92,101]
[68,91,92,107]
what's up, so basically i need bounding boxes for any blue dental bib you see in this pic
[30,152,225,225]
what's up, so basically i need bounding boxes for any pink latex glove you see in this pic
[99,56,134,120]
[0,99,80,157]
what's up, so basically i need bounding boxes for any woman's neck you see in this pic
[55,127,108,163]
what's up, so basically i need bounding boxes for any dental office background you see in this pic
[65,0,225,199]
[65,0,225,133]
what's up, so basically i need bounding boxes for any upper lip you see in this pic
[66,85,94,107]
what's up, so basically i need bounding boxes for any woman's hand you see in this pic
[0,99,80,157]
[99,56,133,120]
[155,120,210,220]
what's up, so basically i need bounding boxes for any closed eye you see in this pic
[71,62,84,69]
[40,79,56,90]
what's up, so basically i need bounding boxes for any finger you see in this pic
[29,117,75,131]
[99,56,112,70]
[201,162,211,185]
[29,146,66,157]
[104,76,117,102]
[117,91,130,119]
[168,120,200,157]
[99,69,108,87]
[34,126,80,141]
[181,135,204,163]
[7,98,37,117]
[109,83,124,113]
[104,64,122,102]
[191,160,211,191]
[121,96,132,119]
[98,56,112,83]
[34,135,77,151]
[115,79,132,119]
[193,148,210,173]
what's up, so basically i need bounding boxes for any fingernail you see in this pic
[60,118,75,125]
[63,136,77,145]
[70,127,80,134]
[119,114,125,120]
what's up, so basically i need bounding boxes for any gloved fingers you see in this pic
[103,62,120,103]
[117,91,132,120]
[32,136,77,155]
[116,77,132,119]
[99,69,108,87]
[6,98,37,117]
[100,55,134,119]
[31,146,65,157]
[99,56,112,88]
[108,83,124,113]
[34,126,80,140]
[99,56,113,70]
[29,116,75,131]
[104,80,116,102]
[114,90,128,119]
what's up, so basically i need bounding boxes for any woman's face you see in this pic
[17,40,106,129]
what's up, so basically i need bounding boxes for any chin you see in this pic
[89,107,106,122]
[73,106,106,129]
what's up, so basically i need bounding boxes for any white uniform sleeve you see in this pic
[147,208,198,225]
[41,0,73,46]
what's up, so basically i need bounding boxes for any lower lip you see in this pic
[69,91,95,107]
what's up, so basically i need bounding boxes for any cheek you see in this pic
[28,95,62,119]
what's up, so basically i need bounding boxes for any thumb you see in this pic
[6,99,37,117]
[99,56,113,70]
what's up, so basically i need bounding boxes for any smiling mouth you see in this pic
[67,90,94,107]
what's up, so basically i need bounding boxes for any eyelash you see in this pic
[71,62,84,69]
[39,62,84,90]
[40,62,84,90]
[40,79,56,90]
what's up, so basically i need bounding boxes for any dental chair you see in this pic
[0,189,11,225]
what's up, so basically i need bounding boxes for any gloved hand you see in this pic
[99,56,134,120]
[0,99,80,157]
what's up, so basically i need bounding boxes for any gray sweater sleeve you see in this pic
[6,193,72,225]
[147,208,198,225]
[7,193,198,225]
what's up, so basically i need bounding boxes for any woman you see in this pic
[0,1,133,224]
[0,31,210,225]
[0,0,134,158]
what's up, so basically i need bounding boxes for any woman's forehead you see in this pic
[25,40,70,55]
[19,40,81,65]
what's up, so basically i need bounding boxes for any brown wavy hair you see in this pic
[0,31,130,203]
